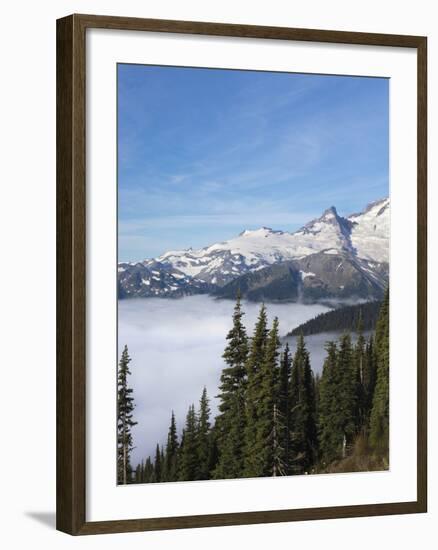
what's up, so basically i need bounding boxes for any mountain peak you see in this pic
[321,206,338,220]
[303,205,342,231]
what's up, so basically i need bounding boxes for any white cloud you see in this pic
[118,296,329,465]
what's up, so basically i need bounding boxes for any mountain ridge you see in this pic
[118,197,389,301]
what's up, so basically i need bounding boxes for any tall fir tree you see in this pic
[117,345,137,484]
[178,404,199,481]
[314,372,321,427]
[363,335,378,426]
[135,462,142,483]
[318,333,358,463]
[214,294,248,479]
[335,332,358,456]
[160,446,165,477]
[353,314,366,431]
[144,457,153,483]
[278,343,292,473]
[289,334,317,473]
[271,404,287,476]
[207,426,219,475]
[243,304,269,476]
[197,387,212,480]
[163,411,179,482]
[151,443,162,482]
[256,317,282,476]
[139,459,145,483]
[318,341,339,463]
[369,289,389,453]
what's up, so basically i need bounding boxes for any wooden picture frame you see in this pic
[56,13,427,535]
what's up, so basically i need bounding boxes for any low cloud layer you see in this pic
[118,296,329,464]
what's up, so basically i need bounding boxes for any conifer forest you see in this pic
[117,290,389,485]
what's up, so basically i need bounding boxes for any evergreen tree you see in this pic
[144,457,153,483]
[152,443,162,482]
[243,317,281,477]
[289,334,317,473]
[138,459,145,483]
[314,372,321,425]
[117,345,137,484]
[197,387,212,480]
[178,404,199,481]
[278,343,292,473]
[163,411,179,482]
[135,463,142,483]
[335,333,358,456]
[214,294,248,479]
[369,289,389,452]
[363,335,378,426]
[318,341,339,463]
[256,317,281,476]
[160,446,165,478]
[318,334,357,463]
[207,426,219,475]
[243,304,268,476]
[353,314,366,431]
[177,428,186,478]
[271,404,287,476]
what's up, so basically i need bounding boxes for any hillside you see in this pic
[287,300,382,336]
[215,251,387,303]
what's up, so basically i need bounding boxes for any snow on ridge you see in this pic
[239,226,276,237]
[348,197,389,263]
[124,198,390,280]
[348,197,389,220]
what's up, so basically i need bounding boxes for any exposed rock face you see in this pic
[215,251,388,303]
[118,198,389,301]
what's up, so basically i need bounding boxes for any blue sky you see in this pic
[118,64,389,261]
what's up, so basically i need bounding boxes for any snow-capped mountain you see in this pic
[118,260,213,299]
[348,198,390,263]
[118,198,389,300]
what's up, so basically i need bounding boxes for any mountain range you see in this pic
[118,198,389,303]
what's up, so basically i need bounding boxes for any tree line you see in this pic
[117,290,389,484]
[288,300,382,336]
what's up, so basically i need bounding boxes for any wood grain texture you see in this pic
[56,13,427,536]
[76,501,422,536]
[56,14,86,535]
[74,13,426,47]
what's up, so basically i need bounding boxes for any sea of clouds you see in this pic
[118,295,330,464]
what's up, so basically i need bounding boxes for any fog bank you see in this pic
[118,295,329,464]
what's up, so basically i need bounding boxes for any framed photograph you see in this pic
[56,14,427,535]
